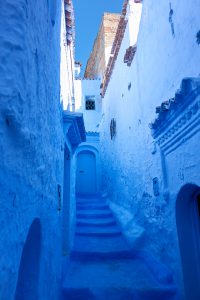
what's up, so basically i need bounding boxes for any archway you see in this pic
[176,184,200,300]
[76,150,97,195]
[14,218,42,300]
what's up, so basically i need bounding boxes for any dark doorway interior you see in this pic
[176,184,200,300]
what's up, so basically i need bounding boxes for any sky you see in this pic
[73,0,123,75]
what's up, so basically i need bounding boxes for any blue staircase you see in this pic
[62,194,178,299]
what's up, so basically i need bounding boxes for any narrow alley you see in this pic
[0,0,200,299]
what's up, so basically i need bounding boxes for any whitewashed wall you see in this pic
[60,2,75,111]
[75,79,102,132]
[100,0,200,297]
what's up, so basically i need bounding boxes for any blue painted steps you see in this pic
[76,197,122,238]
[72,235,131,259]
[77,203,109,210]
[63,259,177,300]
[77,210,113,219]
[76,225,121,237]
[62,194,177,299]
[77,218,117,227]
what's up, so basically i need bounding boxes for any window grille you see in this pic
[85,96,96,110]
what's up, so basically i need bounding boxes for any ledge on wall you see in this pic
[63,111,86,152]
[150,77,200,153]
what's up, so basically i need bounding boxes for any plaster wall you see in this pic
[60,3,75,111]
[74,79,82,111]
[75,79,102,133]
[100,0,200,297]
[0,0,65,299]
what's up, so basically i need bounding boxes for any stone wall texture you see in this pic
[100,1,200,298]
[0,1,64,299]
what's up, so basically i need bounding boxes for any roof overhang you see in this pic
[150,77,200,154]
[63,111,86,152]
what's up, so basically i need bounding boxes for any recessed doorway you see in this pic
[76,150,97,195]
[176,184,200,300]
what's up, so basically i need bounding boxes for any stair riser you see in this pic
[62,289,136,300]
[77,213,113,219]
[77,200,105,205]
[70,250,135,260]
[75,232,122,237]
[77,201,106,204]
[76,220,116,227]
[77,205,109,210]
[76,224,120,233]
[62,288,177,300]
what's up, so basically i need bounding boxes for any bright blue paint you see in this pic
[15,219,42,300]
[73,0,123,74]
[76,151,96,194]
[0,0,199,298]
[62,194,177,299]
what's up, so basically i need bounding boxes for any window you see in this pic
[85,96,96,110]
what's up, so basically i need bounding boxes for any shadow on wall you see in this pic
[14,218,42,300]
[47,0,58,26]
[176,184,200,300]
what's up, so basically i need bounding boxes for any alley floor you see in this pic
[62,194,177,300]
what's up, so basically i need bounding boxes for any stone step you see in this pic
[76,201,108,207]
[62,259,177,300]
[72,235,131,259]
[77,203,109,210]
[62,286,177,300]
[76,192,102,200]
[71,249,135,260]
[76,197,102,203]
[75,225,121,237]
[77,210,113,219]
[76,218,116,227]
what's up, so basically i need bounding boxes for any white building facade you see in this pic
[99,0,200,299]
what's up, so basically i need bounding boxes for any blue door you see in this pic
[76,151,96,194]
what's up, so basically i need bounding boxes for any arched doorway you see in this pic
[176,184,200,300]
[76,150,97,195]
[14,218,42,300]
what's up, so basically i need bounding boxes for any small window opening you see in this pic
[85,99,95,110]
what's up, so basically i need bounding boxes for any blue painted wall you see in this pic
[0,1,64,299]
[100,1,200,298]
